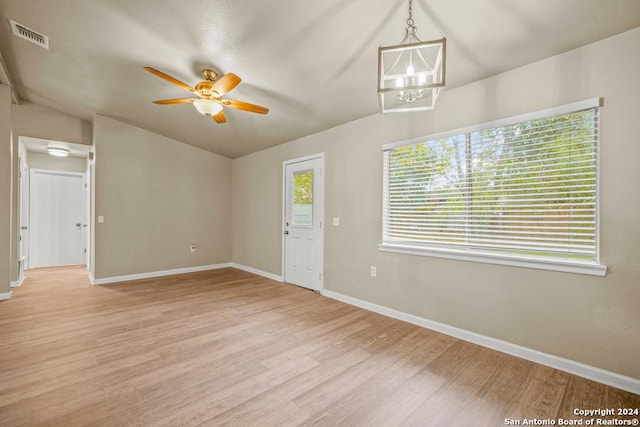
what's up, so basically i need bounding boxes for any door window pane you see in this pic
[293,171,313,226]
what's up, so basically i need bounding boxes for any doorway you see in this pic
[28,169,87,269]
[283,154,324,291]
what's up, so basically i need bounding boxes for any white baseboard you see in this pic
[90,263,232,285]
[321,289,640,395]
[10,273,25,288]
[89,262,283,286]
[230,263,283,282]
[0,291,12,301]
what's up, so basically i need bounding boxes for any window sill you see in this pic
[378,243,607,277]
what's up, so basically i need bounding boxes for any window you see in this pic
[381,99,606,276]
[292,170,314,226]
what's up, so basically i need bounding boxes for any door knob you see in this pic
[284,230,289,235]
[75,223,82,228]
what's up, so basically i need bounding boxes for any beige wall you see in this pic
[27,151,87,173]
[0,85,11,295]
[232,28,640,379]
[12,103,92,146]
[93,115,232,279]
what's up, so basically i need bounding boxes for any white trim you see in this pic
[29,168,85,178]
[595,106,602,264]
[382,97,603,151]
[10,273,25,288]
[321,289,640,395]
[230,263,283,282]
[0,291,12,301]
[282,153,326,166]
[378,243,607,277]
[90,263,232,285]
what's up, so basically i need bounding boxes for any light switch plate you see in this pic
[332,217,340,226]
[98,216,104,223]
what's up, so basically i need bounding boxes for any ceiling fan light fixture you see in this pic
[144,67,268,123]
[47,146,70,157]
[193,99,223,116]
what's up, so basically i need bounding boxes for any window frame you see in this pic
[379,98,607,277]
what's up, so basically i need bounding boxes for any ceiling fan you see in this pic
[144,67,269,124]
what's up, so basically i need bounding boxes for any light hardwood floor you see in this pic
[0,267,638,426]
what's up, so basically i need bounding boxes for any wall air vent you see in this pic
[10,20,49,50]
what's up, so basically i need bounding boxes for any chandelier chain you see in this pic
[405,0,416,32]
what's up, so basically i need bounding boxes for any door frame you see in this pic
[28,168,87,269]
[19,156,29,271]
[84,165,91,268]
[281,153,325,290]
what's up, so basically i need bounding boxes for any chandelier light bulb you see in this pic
[406,64,414,76]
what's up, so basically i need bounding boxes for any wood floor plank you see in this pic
[450,353,535,426]
[399,343,508,426]
[301,329,453,426]
[557,375,608,419]
[0,266,637,427]
[502,364,570,423]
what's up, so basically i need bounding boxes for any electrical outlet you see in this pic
[332,217,340,226]
[190,244,196,253]
[370,266,377,277]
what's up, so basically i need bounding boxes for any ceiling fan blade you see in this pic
[221,99,269,114]
[211,73,241,96]
[144,67,196,94]
[212,111,227,124]
[153,98,196,105]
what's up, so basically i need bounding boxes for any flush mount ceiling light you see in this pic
[378,0,446,113]
[47,146,70,157]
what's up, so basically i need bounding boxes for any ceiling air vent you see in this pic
[10,20,49,50]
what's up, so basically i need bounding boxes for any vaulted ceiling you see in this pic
[1,0,639,158]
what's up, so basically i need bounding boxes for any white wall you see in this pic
[232,28,640,379]
[93,115,232,279]
[27,152,87,173]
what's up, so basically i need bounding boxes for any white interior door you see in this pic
[284,155,324,291]
[29,170,86,269]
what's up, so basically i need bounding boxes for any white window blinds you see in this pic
[383,106,599,261]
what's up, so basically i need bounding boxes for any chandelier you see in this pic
[378,0,446,113]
